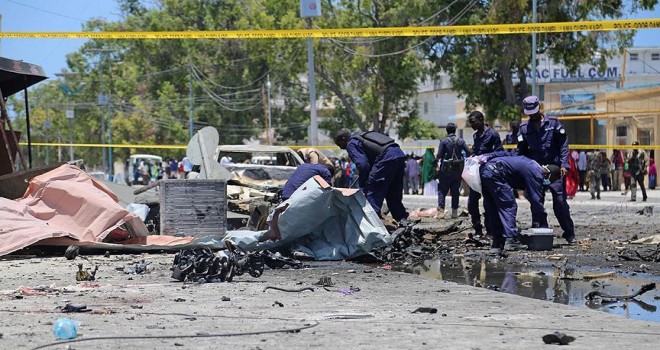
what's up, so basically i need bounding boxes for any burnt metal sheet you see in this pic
[0,57,48,98]
[0,162,64,199]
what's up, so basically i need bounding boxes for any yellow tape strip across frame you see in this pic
[3,19,660,39]
[20,143,660,151]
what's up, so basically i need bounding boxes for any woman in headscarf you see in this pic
[649,158,656,190]
[566,151,579,198]
[421,148,438,196]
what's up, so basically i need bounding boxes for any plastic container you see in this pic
[53,318,79,340]
[519,228,554,251]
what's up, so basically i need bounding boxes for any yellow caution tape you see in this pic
[21,142,660,151]
[3,19,660,39]
[23,142,187,150]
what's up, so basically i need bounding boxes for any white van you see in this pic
[125,154,163,185]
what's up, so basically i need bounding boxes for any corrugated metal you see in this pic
[160,180,227,238]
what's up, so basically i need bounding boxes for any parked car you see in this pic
[213,146,303,185]
[212,145,303,229]
[214,145,302,167]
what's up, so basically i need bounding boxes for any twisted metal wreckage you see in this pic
[0,126,413,283]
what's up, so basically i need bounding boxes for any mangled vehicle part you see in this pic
[585,282,656,303]
[170,247,264,283]
[222,176,391,261]
[618,245,660,262]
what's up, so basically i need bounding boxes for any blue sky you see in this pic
[1,0,659,77]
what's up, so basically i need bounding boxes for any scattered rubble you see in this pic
[585,283,657,303]
[542,331,576,345]
[618,245,660,262]
[75,263,98,282]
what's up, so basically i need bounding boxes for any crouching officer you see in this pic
[479,151,558,255]
[281,163,334,201]
[517,95,576,245]
[334,129,409,223]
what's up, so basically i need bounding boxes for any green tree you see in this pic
[314,0,439,133]
[429,0,657,123]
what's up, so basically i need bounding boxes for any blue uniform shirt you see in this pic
[516,115,570,169]
[347,135,405,189]
[484,151,543,190]
[437,134,470,162]
[503,132,518,145]
[281,163,332,200]
[472,127,503,156]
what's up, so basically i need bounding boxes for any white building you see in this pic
[415,46,660,149]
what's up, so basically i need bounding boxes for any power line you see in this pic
[6,0,86,22]
[324,0,478,58]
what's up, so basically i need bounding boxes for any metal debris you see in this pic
[585,283,656,303]
[75,264,98,281]
[618,245,660,262]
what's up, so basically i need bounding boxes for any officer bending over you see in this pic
[334,130,409,223]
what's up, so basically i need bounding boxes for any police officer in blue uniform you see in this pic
[516,95,576,244]
[281,163,334,201]
[478,151,558,254]
[467,111,504,239]
[436,123,470,218]
[334,129,409,222]
[503,119,521,145]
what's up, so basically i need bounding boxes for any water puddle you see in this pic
[393,258,660,322]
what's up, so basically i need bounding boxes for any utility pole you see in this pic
[86,48,116,176]
[300,0,322,146]
[531,0,538,96]
[189,64,194,139]
[55,72,83,162]
[266,74,272,145]
[44,120,51,165]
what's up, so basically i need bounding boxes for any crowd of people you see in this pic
[569,146,655,202]
[131,156,192,185]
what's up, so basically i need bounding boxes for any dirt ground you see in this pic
[0,188,658,349]
[402,189,660,275]
[1,254,659,349]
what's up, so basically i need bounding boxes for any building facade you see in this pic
[417,46,660,149]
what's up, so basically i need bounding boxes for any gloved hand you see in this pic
[475,155,488,164]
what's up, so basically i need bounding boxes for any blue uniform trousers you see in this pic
[481,163,548,239]
[468,189,488,233]
[481,167,517,239]
[545,177,575,240]
[437,171,461,210]
[365,157,408,221]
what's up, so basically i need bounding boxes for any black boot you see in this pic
[489,235,505,255]
[504,237,527,251]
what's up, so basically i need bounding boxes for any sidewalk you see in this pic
[0,255,658,349]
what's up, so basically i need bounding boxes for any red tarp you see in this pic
[0,164,194,256]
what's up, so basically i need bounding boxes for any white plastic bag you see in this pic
[461,157,482,194]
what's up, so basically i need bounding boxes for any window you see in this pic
[630,53,639,61]
[652,53,660,61]
[423,102,428,114]
[638,129,652,145]
[616,125,628,145]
